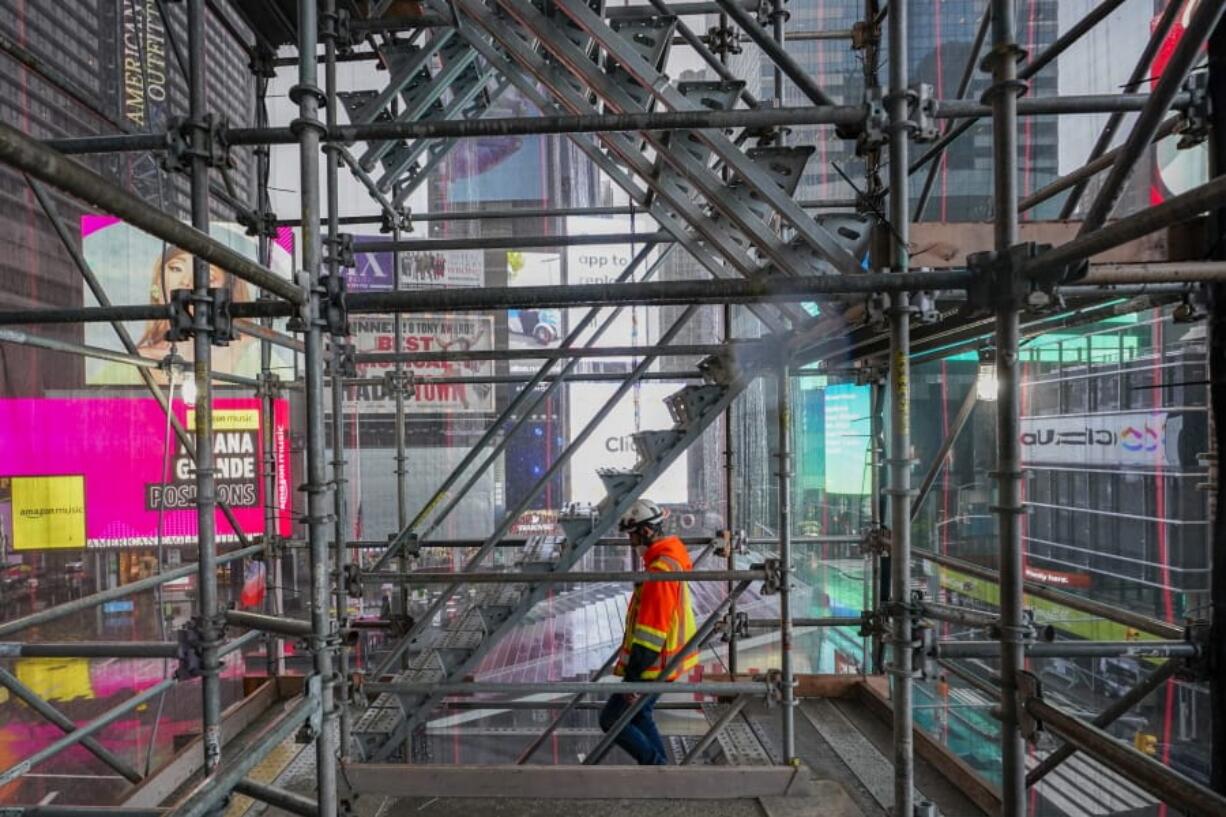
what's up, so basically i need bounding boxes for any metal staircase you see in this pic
[336,32,507,208]
[353,343,777,760]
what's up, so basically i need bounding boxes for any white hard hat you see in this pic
[618,498,665,533]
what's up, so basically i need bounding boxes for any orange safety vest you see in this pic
[614,535,699,681]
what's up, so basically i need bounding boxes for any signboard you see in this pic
[1019,411,1185,467]
[0,398,291,549]
[1023,564,1092,589]
[564,216,660,355]
[344,314,495,413]
[81,218,296,386]
[4,476,86,551]
[347,243,484,293]
[823,384,872,495]
[568,383,688,505]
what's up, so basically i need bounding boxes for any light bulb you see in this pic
[180,375,198,405]
[976,363,998,402]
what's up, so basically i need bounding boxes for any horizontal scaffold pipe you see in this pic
[0,271,977,327]
[364,680,770,697]
[934,640,1198,659]
[0,545,262,638]
[0,642,180,659]
[356,232,669,252]
[0,122,303,304]
[354,343,738,364]
[40,94,1177,156]
[363,568,767,584]
[340,371,704,386]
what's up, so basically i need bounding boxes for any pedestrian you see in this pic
[598,499,698,765]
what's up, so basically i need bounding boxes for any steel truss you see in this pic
[0,1,1223,817]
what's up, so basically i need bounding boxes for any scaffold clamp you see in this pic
[717,610,750,643]
[163,287,238,346]
[965,242,1061,314]
[1177,72,1210,149]
[343,564,363,599]
[859,523,890,557]
[175,620,205,677]
[384,369,416,398]
[161,114,233,175]
[1016,670,1044,742]
[759,558,784,595]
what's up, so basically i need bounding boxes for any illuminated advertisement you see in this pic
[507,251,563,363]
[1019,411,1194,467]
[0,398,291,549]
[344,314,495,413]
[441,87,546,205]
[568,383,688,506]
[81,218,297,386]
[347,241,484,292]
[564,216,660,355]
[823,384,872,495]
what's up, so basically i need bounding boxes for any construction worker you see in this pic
[598,499,698,765]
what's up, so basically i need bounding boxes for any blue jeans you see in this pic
[599,693,668,765]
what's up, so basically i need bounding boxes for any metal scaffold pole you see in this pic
[1208,10,1226,797]
[776,349,795,762]
[185,0,223,777]
[323,0,353,760]
[886,0,914,812]
[295,1,340,813]
[987,0,1027,815]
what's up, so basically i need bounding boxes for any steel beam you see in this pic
[776,349,796,762]
[1026,659,1179,786]
[1077,0,1226,237]
[1023,693,1226,817]
[233,780,320,817]
[1059,0,1184,218]
[355,342,743,364]
[368,680,767,697]
[340,764,816,799]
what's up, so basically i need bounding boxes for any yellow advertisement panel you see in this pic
[12,475,86,551]
[186,408,259,431]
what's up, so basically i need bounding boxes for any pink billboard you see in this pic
[0,398,291,550]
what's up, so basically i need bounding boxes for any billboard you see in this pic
[440,87,546,205]
[344,314,495,413]
[1020,411,1189,468]
[81,218,297,386]
[823,384,871,495]
[568,383,688,506]
[0,398,291,550]
[347,241,484,292]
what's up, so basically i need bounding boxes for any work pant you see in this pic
[598,693,668,765]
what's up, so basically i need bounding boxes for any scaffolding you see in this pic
[0,1,1225,816]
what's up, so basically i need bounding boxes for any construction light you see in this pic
[976,362,998,402]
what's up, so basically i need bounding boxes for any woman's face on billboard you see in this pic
[163,254,224,292]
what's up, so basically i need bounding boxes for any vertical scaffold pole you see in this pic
[777,350,795,762]
[988,1,1026,815]
[187,0,222,777]
[323,0,352,760]
[1203,5,1226,800]
[886,0,914,812]
[295,1,339,813]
